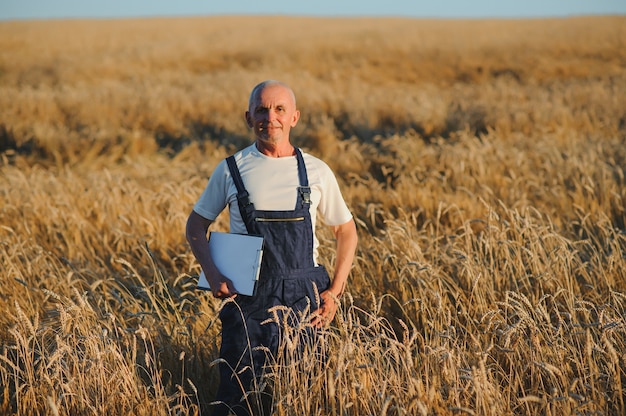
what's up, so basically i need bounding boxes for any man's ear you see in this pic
[245,111,253,128]
[291,109,300,127]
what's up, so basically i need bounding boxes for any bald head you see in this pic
[248,80,297,111]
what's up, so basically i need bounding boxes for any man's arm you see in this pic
[311,218,358,327]
[186,210,236,298]
[328,218,358,298]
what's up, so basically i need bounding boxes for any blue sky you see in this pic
[1,0,625,21]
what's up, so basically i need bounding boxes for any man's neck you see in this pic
[255,140,295,158]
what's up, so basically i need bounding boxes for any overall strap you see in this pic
[294,148,311,208]
[226,155,255,231]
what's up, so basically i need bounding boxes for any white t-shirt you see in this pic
[193,144,353,263]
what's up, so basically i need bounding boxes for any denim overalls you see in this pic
[212,148,331,416]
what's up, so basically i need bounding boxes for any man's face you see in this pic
[245,84,300,145]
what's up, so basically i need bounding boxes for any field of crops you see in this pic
[1,15,625,415]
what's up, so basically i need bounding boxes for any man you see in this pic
[186,80,358,415]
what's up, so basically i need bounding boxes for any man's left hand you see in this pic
[310,289,340,328]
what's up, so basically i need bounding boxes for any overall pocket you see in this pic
[281,267,330,313]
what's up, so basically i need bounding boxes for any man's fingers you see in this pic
[213,281,238,299]
[311,306,337,328]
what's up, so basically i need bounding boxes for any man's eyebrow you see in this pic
[255,102,288,109]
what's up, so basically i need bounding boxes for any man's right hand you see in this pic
[211,276,238,299]
[186,211,238,299]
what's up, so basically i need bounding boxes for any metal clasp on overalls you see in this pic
[299,186,311,206]
[237,190,252,210]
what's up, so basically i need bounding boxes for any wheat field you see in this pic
[1,15,626,415]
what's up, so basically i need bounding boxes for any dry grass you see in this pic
[1,15,626,415]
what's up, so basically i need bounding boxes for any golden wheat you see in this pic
[0,15,625,415]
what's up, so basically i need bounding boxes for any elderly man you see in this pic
[186,80,358,415]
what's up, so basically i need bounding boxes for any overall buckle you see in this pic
[299,186,311,205]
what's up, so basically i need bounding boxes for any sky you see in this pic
[1,0,626,21]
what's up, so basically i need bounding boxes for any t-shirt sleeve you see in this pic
[193,159,231,221]
[317,161,353,226]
